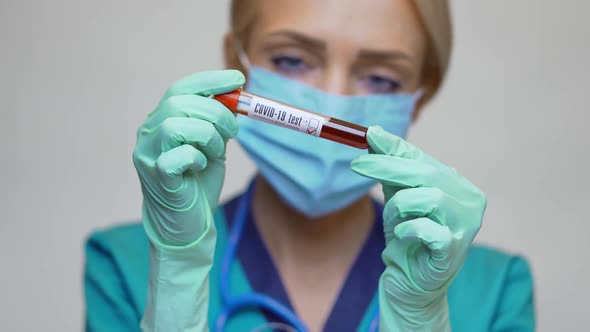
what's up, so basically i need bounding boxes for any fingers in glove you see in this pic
[157,117,225,159]
[384,187,449,225]
[155,144,207,191]
[394,217,453,272]
[146,95,239,140]
[351,154,449,191]
[160,69,245,103]
[366,126,443,167]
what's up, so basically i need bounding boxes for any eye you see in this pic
[271,55,309,74]
[360,75,402,94]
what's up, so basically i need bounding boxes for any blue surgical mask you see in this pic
[236,66,420,218]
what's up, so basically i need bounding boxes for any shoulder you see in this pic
[84,222,151,292]
[459,244,533,281]
[83,202,234,278]
[449,244,534,327]
[84,222,150,286]
[465,244,528,270]
[85,222,149,257]
[452,244,534,292]
[84,222,151,323]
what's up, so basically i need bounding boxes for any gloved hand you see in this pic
[350,126,486,331]
[133,70,245,246]
[132,70,245,332]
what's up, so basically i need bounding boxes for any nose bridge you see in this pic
[319,62,352,96]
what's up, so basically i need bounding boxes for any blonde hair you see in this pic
[229,0,452,101]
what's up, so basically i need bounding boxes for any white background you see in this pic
[1,0,588,331]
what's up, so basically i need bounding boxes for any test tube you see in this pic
[214,89,369,149]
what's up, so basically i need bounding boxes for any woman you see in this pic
[84,0,535,331]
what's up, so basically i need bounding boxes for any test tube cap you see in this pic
[213,88,242,112]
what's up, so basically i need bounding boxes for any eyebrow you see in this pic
[266,29,414,63]
[267,30,327,51]
[357,50,414,64]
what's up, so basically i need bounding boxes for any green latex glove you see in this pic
[351,126,486,331]
[132,70,245,332]
[133,70,245,247]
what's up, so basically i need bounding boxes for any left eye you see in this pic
[271,55,309,74]
[363,75,401,94]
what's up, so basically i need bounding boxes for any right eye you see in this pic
[270,55,309,75]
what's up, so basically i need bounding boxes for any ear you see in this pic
[412,67,439,121]
[223,32,247,74]
[412,89,429,121]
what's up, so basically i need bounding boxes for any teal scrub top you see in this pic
[84,195,535,332]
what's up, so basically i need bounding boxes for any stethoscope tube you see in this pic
[216,181,310,332]
[215,180,379,332]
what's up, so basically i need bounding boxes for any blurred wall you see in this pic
[0,0,588,330]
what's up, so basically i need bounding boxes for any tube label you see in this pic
[246,96,328,137]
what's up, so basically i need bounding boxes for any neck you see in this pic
[251,176,375,266]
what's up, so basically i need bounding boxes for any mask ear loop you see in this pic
[234,41,252,71]
[412,88,425,103]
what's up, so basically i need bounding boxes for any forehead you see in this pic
[250,0,425,53]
